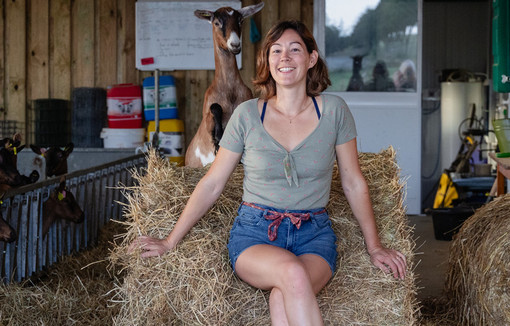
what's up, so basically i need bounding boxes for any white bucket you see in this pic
[100,128,145,148]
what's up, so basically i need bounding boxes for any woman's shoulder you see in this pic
[320,93,348,108]
[237,98,259,110]
[231,98,259,117]
[230,98,261,126]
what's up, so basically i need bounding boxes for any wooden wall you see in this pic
[0,0,313,147]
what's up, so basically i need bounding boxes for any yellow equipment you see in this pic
[433,173,459,208]
[433,136,478,209]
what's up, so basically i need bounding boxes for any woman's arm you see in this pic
[129,147,242,257]
[335,139,407,279]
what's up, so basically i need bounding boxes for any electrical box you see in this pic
[493,0,510,92]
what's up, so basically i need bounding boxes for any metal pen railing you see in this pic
[0,153,146,284]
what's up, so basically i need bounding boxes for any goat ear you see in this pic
[30,144,42,155]
[63,142,74,155]
[194,10,214,23]
[12,133,22,142]
[238,2,264,19]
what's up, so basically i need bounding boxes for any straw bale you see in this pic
[0,221,125,325]
[110,148,418,325]
[444,194,510,325]
[418,296,458,326]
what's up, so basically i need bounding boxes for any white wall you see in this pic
[337,93,422,214]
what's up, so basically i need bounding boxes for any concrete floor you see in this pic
[408,214,451,300]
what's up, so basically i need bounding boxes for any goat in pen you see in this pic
[185,3,264,167]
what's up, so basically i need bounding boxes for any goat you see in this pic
[185,3,264,167]
[0,137,39,187]
[0,192,16,243]
[1,133,24,167]
[0,215,16,243]
[393,59,417,91]
[42,177,84,236]
[30,143,74,179]
[346,54,366,91]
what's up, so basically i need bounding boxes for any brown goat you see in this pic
[30,142,74,178]
[0,136,39,187]
[0,192,16,243]
[42,177,84,236]
[185,3,264,167]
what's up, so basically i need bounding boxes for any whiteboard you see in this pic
[136,1,241,71]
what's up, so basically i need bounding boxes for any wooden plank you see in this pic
[117,0,137,84]
[261,0,278,42]
[279,0,301,21]
[301,0,314,31]
[96,0,117,88]
[172,70,186,120]
[489,153,510,196]
[0,0,5,120]
[497,167,505,196]
[50,0,71,99]
[240,0,257,94]
[5,0,27,127]
[28,0,50,102]
[72,0,95,88]
[185,70,208,149]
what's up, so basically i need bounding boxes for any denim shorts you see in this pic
[227,202,338,274]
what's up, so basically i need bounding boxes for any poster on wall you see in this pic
[136,1,241,71]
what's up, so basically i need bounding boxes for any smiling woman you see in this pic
[129,19,409,325]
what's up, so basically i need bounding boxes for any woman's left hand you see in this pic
[368,247,407,280]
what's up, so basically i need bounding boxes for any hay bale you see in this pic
[110,148,418,325]
[0,221,125,325]
[445,194,510,325]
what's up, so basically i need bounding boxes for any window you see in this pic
[321,0,418,93]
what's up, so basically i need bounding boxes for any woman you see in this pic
[130,20,407,325]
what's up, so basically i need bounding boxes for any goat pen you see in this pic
[0,153,146,284]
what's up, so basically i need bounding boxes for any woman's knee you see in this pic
[275,260,313,294]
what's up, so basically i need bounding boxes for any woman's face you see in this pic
[268,29,317,90]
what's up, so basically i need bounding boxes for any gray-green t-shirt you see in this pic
[219,94,357,210]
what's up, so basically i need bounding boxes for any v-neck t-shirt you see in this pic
[219,94,357,210]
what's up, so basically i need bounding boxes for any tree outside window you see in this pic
[325,0,418,92]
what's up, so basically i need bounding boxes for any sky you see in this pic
[326,0,380,34]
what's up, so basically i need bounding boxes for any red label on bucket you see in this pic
[107,84,142,128]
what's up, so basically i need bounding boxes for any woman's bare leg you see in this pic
[269,288,289,326]
[235,245,332,325]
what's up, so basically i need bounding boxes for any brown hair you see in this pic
[253,20,331,99]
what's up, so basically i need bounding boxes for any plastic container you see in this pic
[430,206,476,241]
[493,118,510,153]
[107,84,143,128]
[72,88,107,148]
[143,76,178,120]
[147,120,184,165]
[100,128,145,148]
[33,99,71,147]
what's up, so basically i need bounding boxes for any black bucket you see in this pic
[429,206,477,241]
[72,87,107,148]
[33,99,71,147]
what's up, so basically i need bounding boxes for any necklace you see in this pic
[276,98,311,124]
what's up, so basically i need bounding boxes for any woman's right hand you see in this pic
[128,236,174,258]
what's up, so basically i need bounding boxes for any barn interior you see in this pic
[0,0,508,325]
